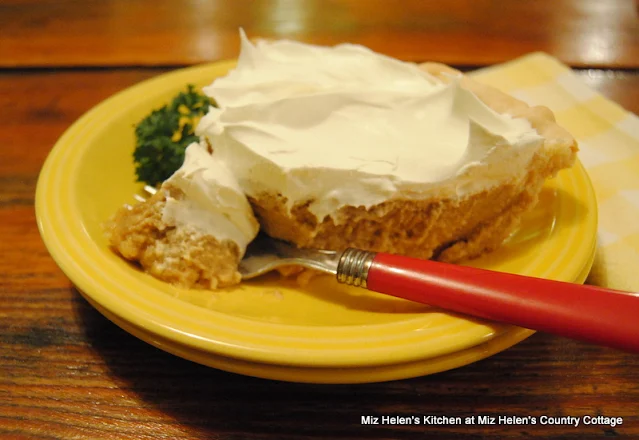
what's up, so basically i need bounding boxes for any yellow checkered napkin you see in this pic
[471,53,639,292]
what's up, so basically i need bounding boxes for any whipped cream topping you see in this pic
[196,30,544,222]
[162,142,259,254]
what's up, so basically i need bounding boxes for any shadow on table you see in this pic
[73,288,622,440]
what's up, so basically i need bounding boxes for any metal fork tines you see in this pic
[239,234,342,280]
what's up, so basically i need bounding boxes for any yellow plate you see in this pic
[36,61,598,381]
[81,250,594,384]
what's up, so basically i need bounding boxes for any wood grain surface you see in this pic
[2,67,639,440]
[1,0,638,68]
[2,1,639,438]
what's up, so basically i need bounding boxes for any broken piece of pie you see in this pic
[106,30,577,289]
[106,142,260,289]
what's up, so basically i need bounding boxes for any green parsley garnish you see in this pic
[133,84,214,187]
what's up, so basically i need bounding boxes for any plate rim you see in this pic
[79,243,595,383]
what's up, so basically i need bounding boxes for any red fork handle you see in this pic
[338,250,639,352]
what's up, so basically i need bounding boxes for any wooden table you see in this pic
[2,1,638,438]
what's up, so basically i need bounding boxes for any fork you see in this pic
[139,185,639,353]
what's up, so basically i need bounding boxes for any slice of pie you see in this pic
[107,32,577,288]
[232,62,577,263]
